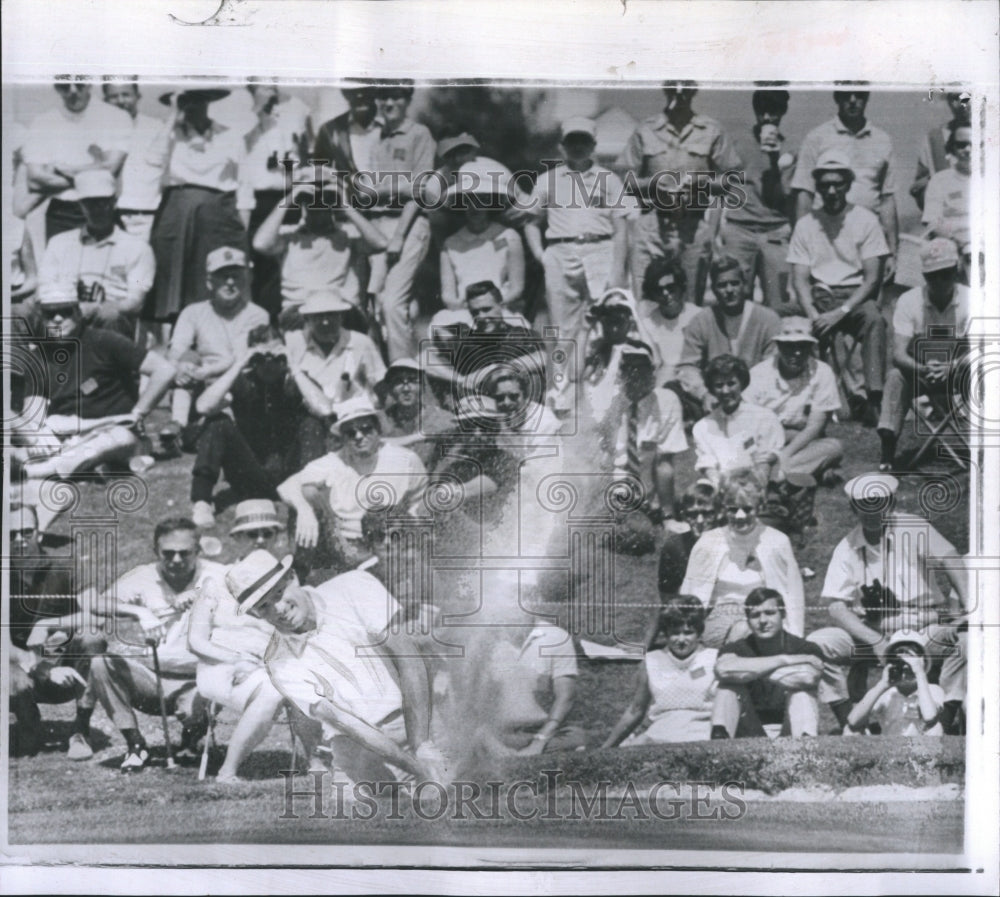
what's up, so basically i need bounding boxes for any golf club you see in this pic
[146,637,177,769]
[198,702,218,781]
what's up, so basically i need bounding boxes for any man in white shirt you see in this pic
[38,169,155,336]
[101,77,168,242]
[21,75,131,242]
[87,518,225,771]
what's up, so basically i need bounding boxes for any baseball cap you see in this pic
[205,246,247,273]
[229,549,294,614]
[920,238,960,273]
[560,117,597,141]
[811,149,854,179]
[329,396,380,435]
[300,291,353,316]
[75,169,117,199]
[773,316,819,344]
[844,472,899,504]
[446,157,513,200]
[437,133,480,159]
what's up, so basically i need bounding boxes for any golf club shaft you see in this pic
[148,640,176,768]
[198,703,216,781]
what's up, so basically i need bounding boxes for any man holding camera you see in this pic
[807,473,968,733]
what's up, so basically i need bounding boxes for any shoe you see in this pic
[191,501,215,528]
[67,733,93,761]
[214,773,248,785]
[120,747,149,772]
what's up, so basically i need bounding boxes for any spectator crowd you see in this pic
[7,79,974,784]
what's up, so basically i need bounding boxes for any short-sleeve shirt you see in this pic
[921,168,970,244]
[870,684,945,736]
[105,559,229,673]
[170,301,269,373]
[274,226,363,309]
[117,111,168,212]
[370,119,436,208]
[443,222,522,302]
[786,204,890,288]
[746,355,841,432]
[9,555,77,650]
[39,226,155,307]
[791,117,896,212]
[42,326,146,418]
[528,163,636,239]
[692,401,785,476]
[160,120,253,210]
[284,327,386,405]
[289,442,427,541]
[21,101,133,202]
[265,571,403,732]
[821,518,958,615]
[720,630,822,720]
[892,284,970,352]
[639,301,700,383]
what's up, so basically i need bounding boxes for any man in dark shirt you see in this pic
[7,504,105,758]
[313,81,380,183]
[711,587,822,737]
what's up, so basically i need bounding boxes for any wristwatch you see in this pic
[839,303,852,315]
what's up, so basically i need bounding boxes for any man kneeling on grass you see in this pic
[230,549,446,788]
[710,587,823,739]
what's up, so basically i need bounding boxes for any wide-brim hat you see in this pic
[300,291,353,316]
[811,148,854,179]
[375,358,422,402]
[329,396,380,435]
[560,116,597,141]
[844,472,899,504]
[229,549,294,615]
[159,87,231,107]
[773,316,819,344]
[886,629,929,655]
[229,499,286,536]
[437,133,480,159]
[445,157,513,204]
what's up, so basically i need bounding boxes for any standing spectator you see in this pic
[363,81,436,361]
[877,238,970,470]
[910,91,971,211]
[710,587,822,738]
[38,169,155,337]
[101,77,168,242]
[792,87,898,268]
[440,159,525,311]
[617,82,743,306]
[787,151,889,426]
[921,122,972,248]
[21,76,131,241]
[524,117,632,369]
[746,316,844,481]
[313,81,381,183]
[146,88,252,325]
[603,595,719,746]
[87,518,221,770]
[676,255,782,412]
[242,79,314,319]
[638,257,699,393]
[720,89,796,311]
[681,470,805,648]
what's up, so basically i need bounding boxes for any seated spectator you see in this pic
[12,283,176,534]
[746,316,844,481]
[681,470,805,648]
[251,179,388,318]
[228,499,288,557]
[283,291,386,417]
[278,396,427,572]
[188,325,311,527]
[921,122,971,248]
[38,169,155,337]
[375,358,455,467]
[846,631,944,736]
[692,354,785,486]
[603,595,719,746]
[231,549,444,785]
[637,257,699,408]
[676,255,782,413]
[87,518,221,770]
[877,239,970,470]
[440,159,525,311]
[710,587,822,738]
[486,366,563,439]
[806,473,967,733]
[7,504,104,759]
[166,246,269,435]
[787,150,889,426]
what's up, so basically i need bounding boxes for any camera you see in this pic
[859,578,898,623]
[887,661,906,685]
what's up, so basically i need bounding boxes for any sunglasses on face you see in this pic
[10,528,37,540]
[342,421,377,438]
[726,505,756,515]
[160,548,195,561]
[40,305,77,320]
[952,140,972,149]
[494,391,523,403]
[239,528,279,541]
[818,179,848,192]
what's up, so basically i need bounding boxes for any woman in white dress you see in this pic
[602,595,718,746]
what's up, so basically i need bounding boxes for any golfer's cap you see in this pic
[37,281,80,307]
[428,308,473,336]
[886,629,929,655]
[773,316,819,344]
[437,132,480,159]
[921,238,960,273]
[229,499,285,536]
[811,149,854,179]
[375,358,422,400]
[300,291,353,316]
[330,396,379,435]
[587,288,635,319]
[560,116,597,140]
[844,472,899,504]
[446,157,513,199]
[229,549,294,614]
[205,246,247,273]
[74,168,117,199]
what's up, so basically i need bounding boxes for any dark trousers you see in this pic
[191,414,283,504]
[248,189,286,321]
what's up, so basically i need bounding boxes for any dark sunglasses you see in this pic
[342,421,378,438]
[40,305,78,319]
[952,140,972,149]
[726,504,756,515]
[238,528,280,540]
[10,528,37,539]
[160,548,195,560]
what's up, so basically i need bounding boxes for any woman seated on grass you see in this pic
[602,595,718,747]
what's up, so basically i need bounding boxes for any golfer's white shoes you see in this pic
[66,733,93,761]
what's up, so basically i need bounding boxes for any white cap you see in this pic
[205,246,248,273]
